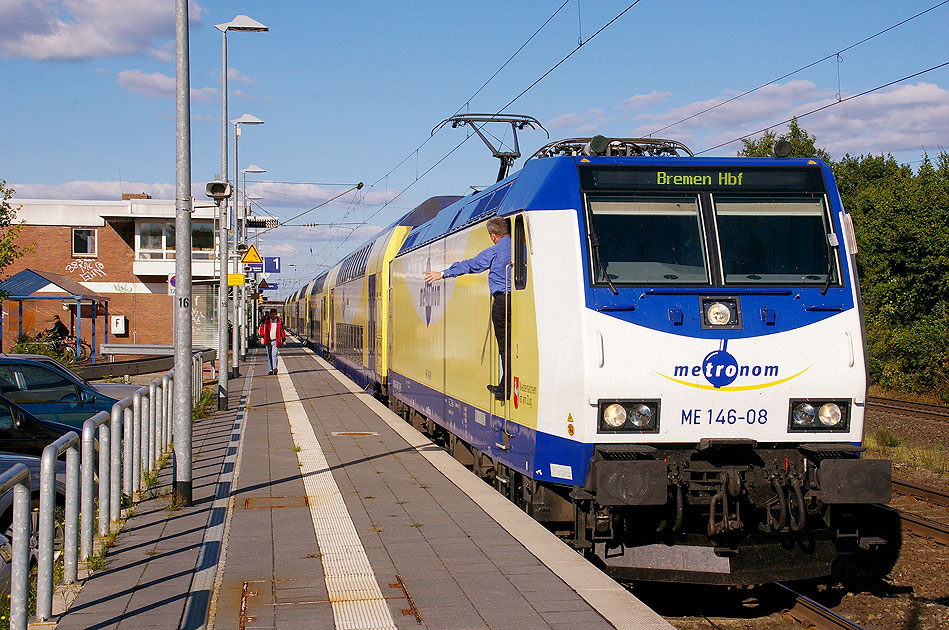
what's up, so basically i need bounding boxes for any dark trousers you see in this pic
[491,292,511,394]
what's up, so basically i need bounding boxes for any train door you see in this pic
[367,274,377,374]
[329,289,336,353]
[496,213,538,447]
[322,294,328,353]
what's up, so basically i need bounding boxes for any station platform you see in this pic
[53,341,671,630]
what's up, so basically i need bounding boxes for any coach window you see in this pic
[72,228,97,257]
[513,215,528,290]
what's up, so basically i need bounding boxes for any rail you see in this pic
[775,582,867,630]
[892,477,949,507]
[867,396,949,422]
[4,351,203,628]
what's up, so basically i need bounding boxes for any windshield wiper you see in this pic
[589,231,618,295]
[820,234,839,296]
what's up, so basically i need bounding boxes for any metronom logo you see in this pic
[657,340,809,391]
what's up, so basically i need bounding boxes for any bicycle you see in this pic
[37,333,91,363]
[58,336,92,363]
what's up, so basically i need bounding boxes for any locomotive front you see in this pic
[550,153,891,584]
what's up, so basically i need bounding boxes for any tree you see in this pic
[0,180,32,286]
[738,118,832,162]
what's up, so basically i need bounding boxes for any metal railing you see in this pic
[5,351,202,628]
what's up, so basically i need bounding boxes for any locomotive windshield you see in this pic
[715,196,835,284]
[581,165,839,288]
[588,196,708,284]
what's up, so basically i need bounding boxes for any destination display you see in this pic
[580,165,826,192]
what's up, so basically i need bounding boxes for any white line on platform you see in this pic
[276,354,398,630]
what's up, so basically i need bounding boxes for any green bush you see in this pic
[9,333,79,368]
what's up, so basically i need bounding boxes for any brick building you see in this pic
[2,195,224,354]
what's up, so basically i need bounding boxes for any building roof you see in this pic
[0,269,110,302]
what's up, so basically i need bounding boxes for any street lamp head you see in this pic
[215,14,269,33]
[230,113,265,126]
[242,164,266,174]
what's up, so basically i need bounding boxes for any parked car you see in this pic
[0,396,78,457]
[0,353,140,401]
[0,357,131,428]
[0,452,68,593]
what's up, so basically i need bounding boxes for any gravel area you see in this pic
[639,407,949,629]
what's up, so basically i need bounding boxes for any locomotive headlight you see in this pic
[788,399,850,431]
[598,399,661,433]
[792,402,816,426]
[629,403,654,428]
[818,403,842,426]
[602,404,627,428]
[706,302,731,326]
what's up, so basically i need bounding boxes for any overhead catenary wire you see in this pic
[253,183,363,239]
[648,0,949,137]
[324,0,644,257]
[696,58,949,155]
[279,1,647,285]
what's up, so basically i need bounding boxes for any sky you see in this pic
[3,0,949,297]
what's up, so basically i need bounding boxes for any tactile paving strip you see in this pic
[276,355,398,630]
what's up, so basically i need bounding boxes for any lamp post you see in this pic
[245,193,264,341]
[230,115,264,377]
[240,165,265,361]
[174,0,194,506]
[215,13,268,409]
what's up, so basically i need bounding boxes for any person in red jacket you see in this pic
[259,308,286,375]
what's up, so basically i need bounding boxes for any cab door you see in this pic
[502,214,539,438]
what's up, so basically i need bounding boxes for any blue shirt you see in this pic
[442,235,511,294]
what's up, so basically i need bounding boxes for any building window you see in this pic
[192,223,214,259]
[137,221,216,260]
[72,228,97,257]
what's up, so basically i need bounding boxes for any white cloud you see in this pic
[601,80,949,159]
[228,68,255,85]
[149,40,175,64]
[247,182,398,209]
[10,180,176,200]
[0,0,205,61]
[545,109,611,133]
[117,69,217,102]
[617,91,673,111]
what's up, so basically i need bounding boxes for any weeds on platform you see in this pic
[192,386,215,421]
[0,508,67,630]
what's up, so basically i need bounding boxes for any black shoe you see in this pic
[268,370,274,375]
[487,384,504,400]
[273,368,278,374]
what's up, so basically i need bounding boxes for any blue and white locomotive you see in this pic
[286,136,891,584]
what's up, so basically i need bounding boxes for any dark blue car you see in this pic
[0,357,127,429]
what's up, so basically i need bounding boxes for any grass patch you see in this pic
[866,429,949,477]
[192,386,215,421]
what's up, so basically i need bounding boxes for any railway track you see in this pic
[866,396,949,421]
[775,583,866,630]
[885,476,949,546]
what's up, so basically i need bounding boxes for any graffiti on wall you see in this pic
[65,260,106,281]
